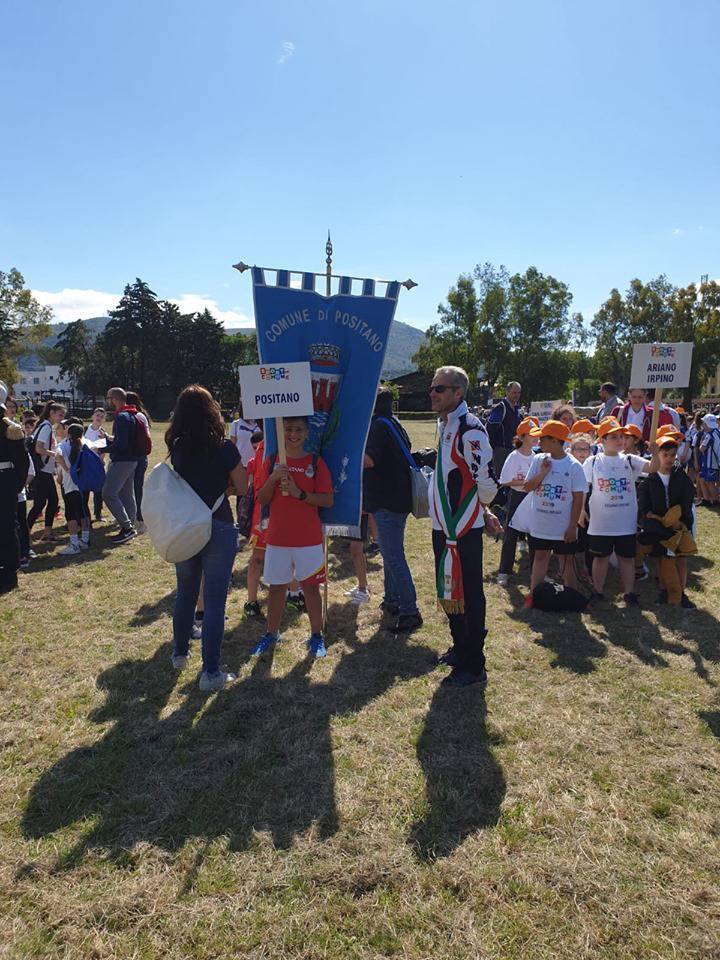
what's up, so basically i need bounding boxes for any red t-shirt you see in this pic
[247,441,266,536]
[266,454,333,547]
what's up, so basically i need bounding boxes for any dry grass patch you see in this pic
[1,419,720,959]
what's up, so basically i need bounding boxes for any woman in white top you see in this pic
[26,401,65,541]
[126,391,151,533]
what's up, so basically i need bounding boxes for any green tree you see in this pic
[56,319,93,385]
[668,281,720,406]
[592,276,675,391]
[499,266,581,402]
[103,279,163,395]
[0,268,52,385]
[412,264,511,390]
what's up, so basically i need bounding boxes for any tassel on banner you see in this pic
[438,598,465,615]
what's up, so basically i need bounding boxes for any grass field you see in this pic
[2,419,720,959]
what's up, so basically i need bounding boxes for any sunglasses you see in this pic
[430,384,454,394]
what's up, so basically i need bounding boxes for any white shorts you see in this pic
[263,543,326,586]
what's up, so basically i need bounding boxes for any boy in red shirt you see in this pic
[252,416,334,657]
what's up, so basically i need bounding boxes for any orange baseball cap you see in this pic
[597,418,624,440]
[676,406,685,414]
[656,424,683,440]
[570,418,596,435]
[529,419,571,442]
[657,434,680,449]
[622,423,643,440]
[516,417,539,436]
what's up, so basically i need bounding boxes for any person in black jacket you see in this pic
[0,381,29,594]
[363,387,422,634]
[487,382,523,476]
[637,436,696,608]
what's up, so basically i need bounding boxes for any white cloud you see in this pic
[672,228,683,237]
[169,294,253,328]
[278,40,295,64]
[32,288,121,322]
[32,288,253,328]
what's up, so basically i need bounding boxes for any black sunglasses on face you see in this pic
[430,384,453,394]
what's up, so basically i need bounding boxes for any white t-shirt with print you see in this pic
[34,420,56,475]
[525,453,588,540]
[57,438,85,494]
[499,450,534,486]
[584,452,646,536]
[229,418,258,466]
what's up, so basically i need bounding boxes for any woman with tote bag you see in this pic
[165,385,247,692]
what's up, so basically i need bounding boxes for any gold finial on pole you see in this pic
[325,231,333,297]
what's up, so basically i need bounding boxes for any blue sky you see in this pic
[1,0,718,330]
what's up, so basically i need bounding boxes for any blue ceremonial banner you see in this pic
[252,268,402,533]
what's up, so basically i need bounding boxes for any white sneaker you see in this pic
[191,622,202,640]
[496,573,509,587]
[345,587,370,604]
[171,654,189,670]
[199,671,237,692]
[136,521,146,534]
[59,542,82,556]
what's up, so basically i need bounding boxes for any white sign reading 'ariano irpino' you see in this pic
[238,362,314,421]
[629,342,694,390]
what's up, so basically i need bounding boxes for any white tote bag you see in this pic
[142,462,224,563]
[508,489,534,534]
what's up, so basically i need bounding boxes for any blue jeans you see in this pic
[372,509,418,616]
[173,520,237,675]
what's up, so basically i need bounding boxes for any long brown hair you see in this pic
[126,390,151,424]
[165,384,225,453]
[67,423,84,464]
[39,400,66,422]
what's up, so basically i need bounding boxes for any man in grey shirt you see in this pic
[597,382,622,421]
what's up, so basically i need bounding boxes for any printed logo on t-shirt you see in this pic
[536,483,567,503]
[597,476,630,498]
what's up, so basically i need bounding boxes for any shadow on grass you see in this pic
[21,613,436,868]
[699,710,720,738]
[409,687,505,862]
[22,524,122,573]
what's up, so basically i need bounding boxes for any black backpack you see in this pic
[532,582,589,612]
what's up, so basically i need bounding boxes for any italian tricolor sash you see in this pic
[433,431,482,613]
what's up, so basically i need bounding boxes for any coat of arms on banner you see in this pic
[249,268,402,532]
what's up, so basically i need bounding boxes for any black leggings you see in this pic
[27,472,59,529]
[16,501,30,558]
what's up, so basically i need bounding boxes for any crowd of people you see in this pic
[0,370,718,692]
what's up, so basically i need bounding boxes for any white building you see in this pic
[13,363,74,399]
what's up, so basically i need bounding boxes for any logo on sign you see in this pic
[650,345,676,359]
[260,366,290,381]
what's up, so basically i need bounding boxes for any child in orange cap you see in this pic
[584,418,658,606]
[496,417,536,586]
[622,423,645,457]
[522,420,588,604]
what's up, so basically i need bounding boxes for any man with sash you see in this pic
[429,365,502,688]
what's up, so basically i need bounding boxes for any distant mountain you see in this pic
[46,316,425,378]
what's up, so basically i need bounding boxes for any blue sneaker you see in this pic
[251,631,280,655]
[308,633,327,658]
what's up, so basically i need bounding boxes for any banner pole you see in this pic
[276,416,289,496]
[322,232,333,631]
[649,387,663,444]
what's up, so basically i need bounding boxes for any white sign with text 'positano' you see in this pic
[238,362,314,421]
